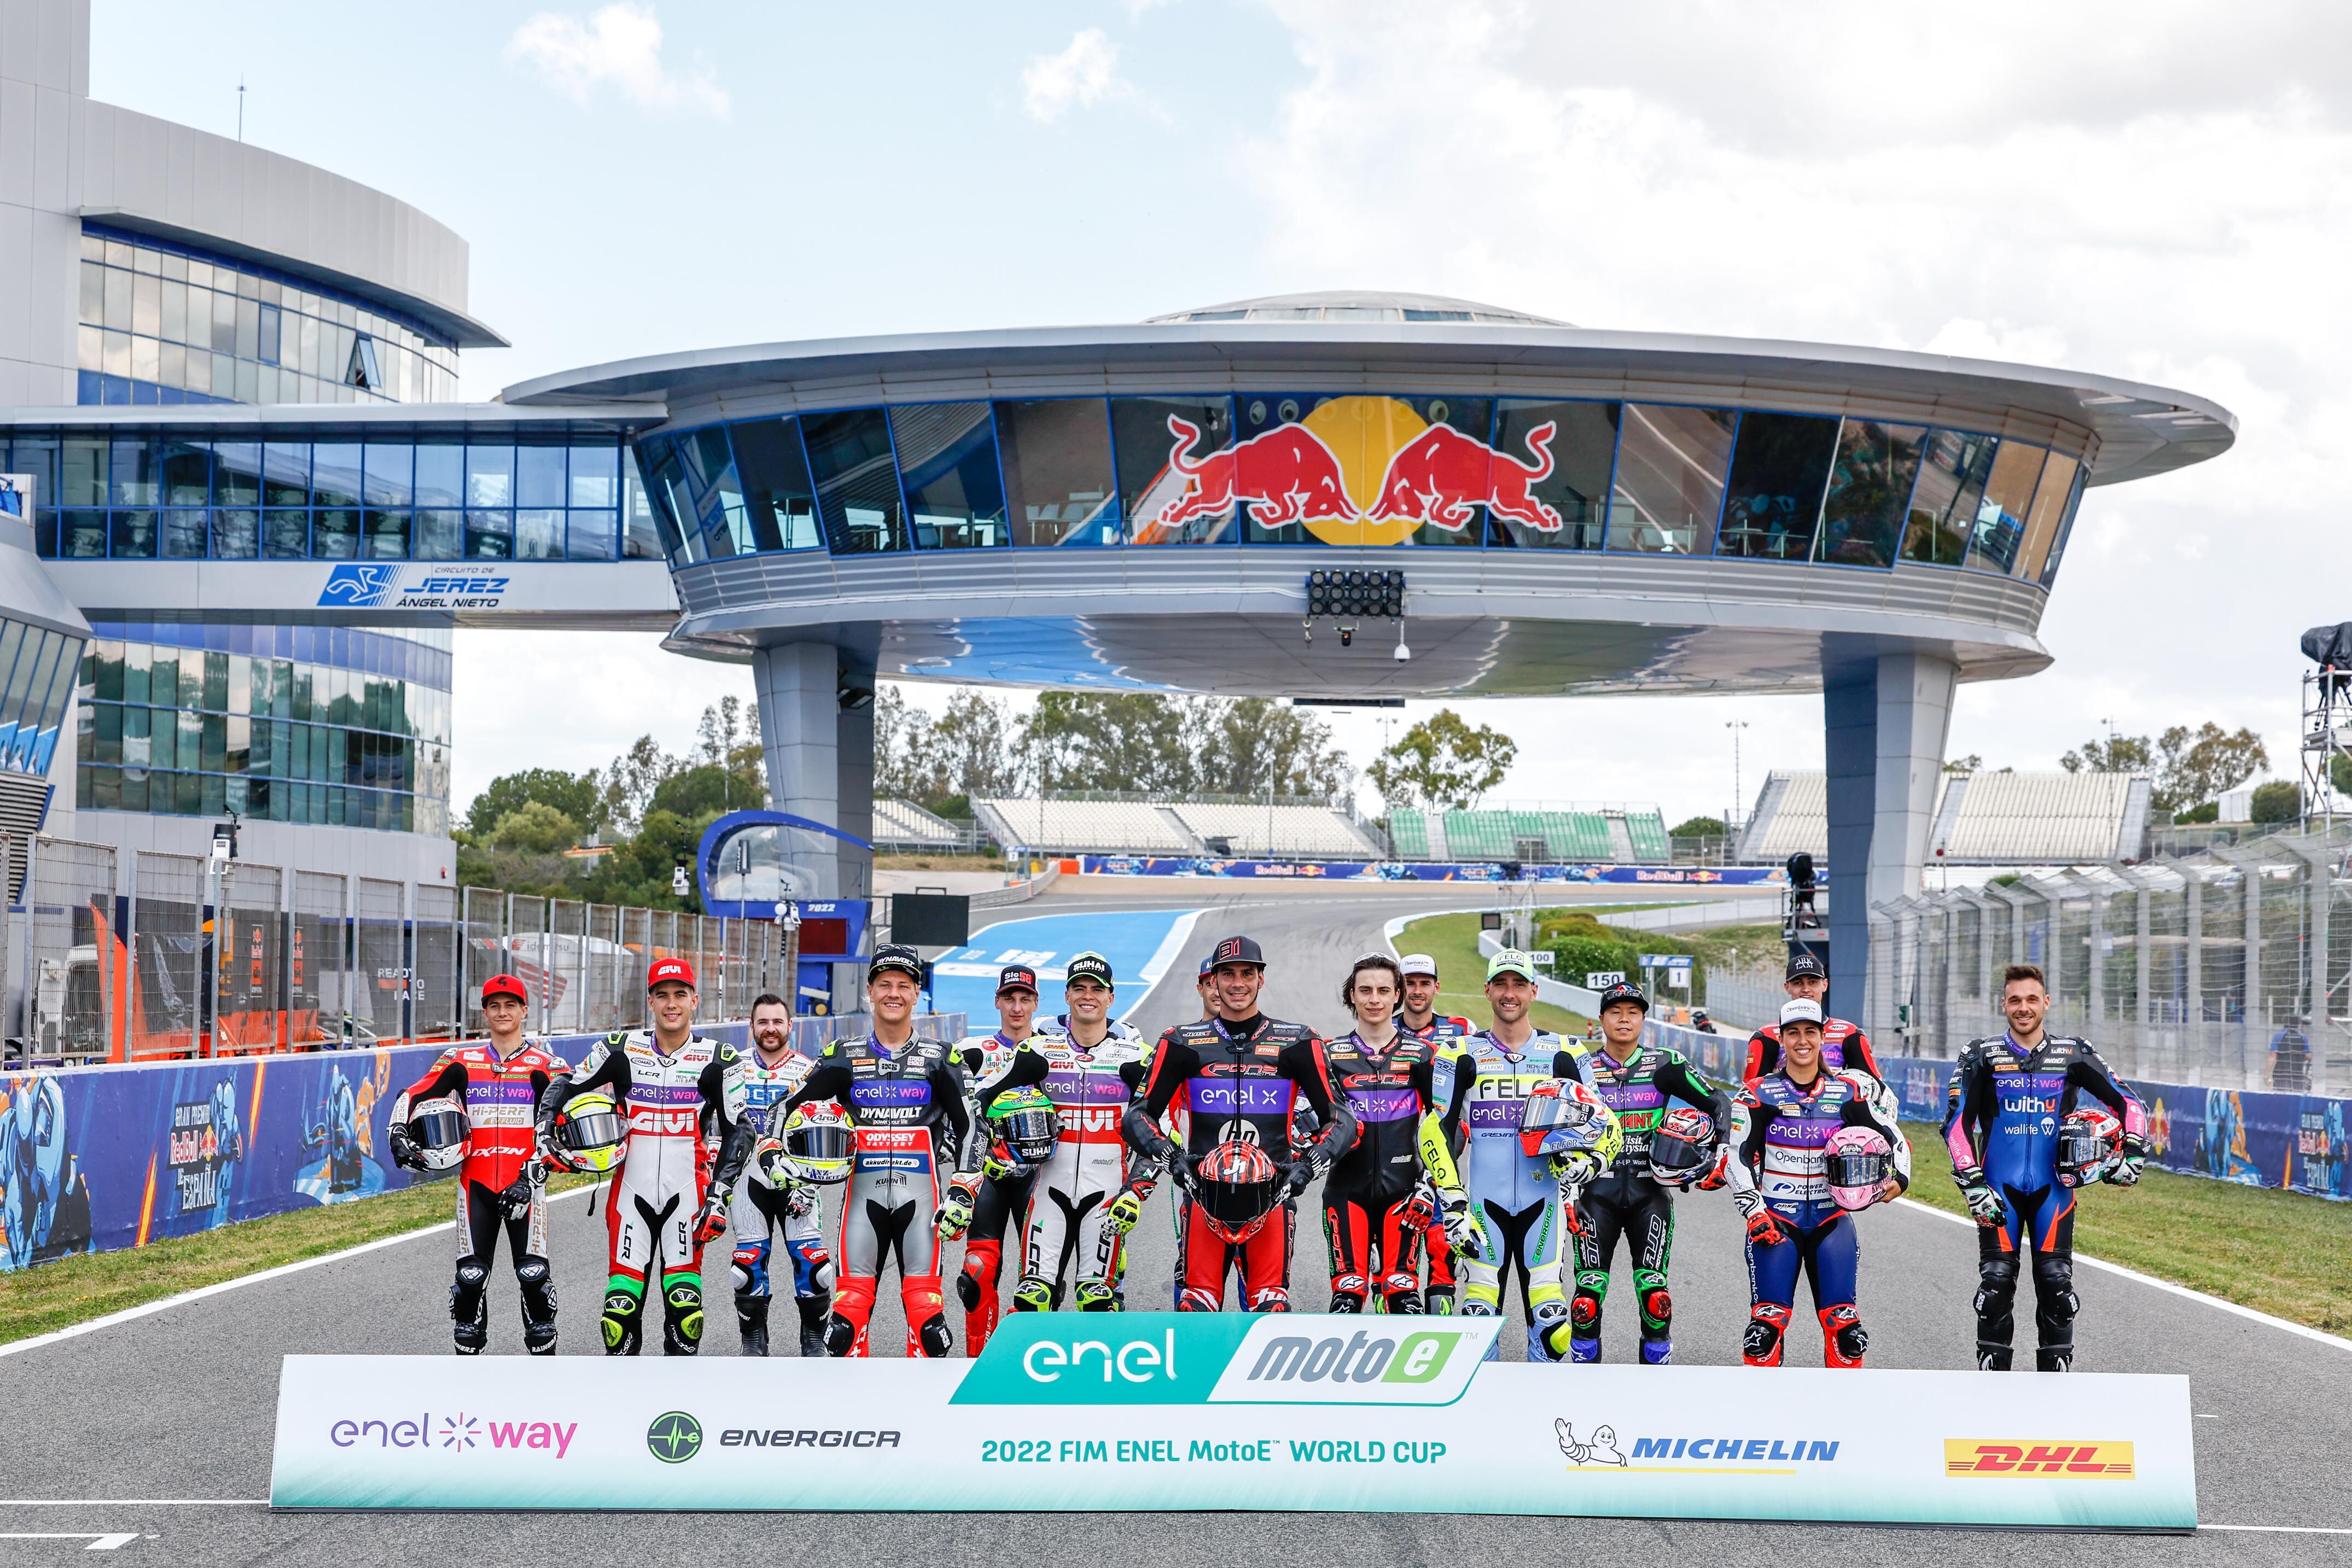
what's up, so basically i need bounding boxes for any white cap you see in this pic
[1780,998,1825,1026]
[1398,953,1439,978]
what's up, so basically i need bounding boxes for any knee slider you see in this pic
[1822,1303,1867,1361]
[1741,1316,1783,1362]
[1640,1287,1671,1330]
[1569,1295,1599,1327]
[730,1262,758,1297]
[1975,1257,2019,1316]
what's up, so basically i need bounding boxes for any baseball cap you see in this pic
[1485,948,1540,983]
[647,956,696,991]
[1198,955,1215,980]
[1208,935,1266,970]
[1065,951,1115,989]
[1398,953,1439,980]
[1780,998,1825,1026]
[1785,951,1829,981]
[995,965,1039,996]
[869,943,925,982]
[1598,980,1648,1013]
[481,972,528,1005]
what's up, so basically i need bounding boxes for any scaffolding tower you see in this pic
[2302,663,2352,841]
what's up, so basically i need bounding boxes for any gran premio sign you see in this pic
[270,1320,2197,1526]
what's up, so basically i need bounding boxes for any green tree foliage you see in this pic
[2250,780,2302,824]
[2059,736,2155,774]
[1670,815,1730,839]
[1366,709,1517,811]
[1943,755,1983,774]
[649,762,764,821]
[2062,722,2269,814]
[464,767,599,837]
[485,801,581,854]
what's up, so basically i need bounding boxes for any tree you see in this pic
[1017,691,1192,794]
[1184,698,1352,798]
[2060,735,2155,774]
[1366,709,1517,812]
[875,687,950,805]
[2250,780,2302,824]
[931,688,1021,798]
[1943,755,1983,774]
[2155,723,2268,815]
[1670,815,1729,840]
[649,761,764,821]
[590,735,683,838]
[484,801,581,854]
[464,767,599,838]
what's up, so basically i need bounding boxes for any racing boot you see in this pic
[451,1261,490,1355]
[796,1293,831,1357]
[516,1257,558,1356]
[1742,1302,1789,1367]
[736,1292,771,1357]
[1011,1276,1055,1313]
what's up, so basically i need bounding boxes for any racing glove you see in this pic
[692,1190,733,1246]
[1694,1145,1732,1191]
[981,1143,1028,1184]
[1284,1139,1338,1195]
[1104,1185,1148,1235]
[783,1182,822,1220]
[1437,1186,1485,1262]
[1734,1190,1786,1248]
[1402,1178,1436,1234]
[387,1123,425,1173]
[2113,1135,2149,1187]
[1162,1149,1201,1199]
[750,1135,788,1188]
[496,1160,546,1217]
[936,1175,979,1240]
[1955,1168,2007,1224]
[1550,1149,1603,1195]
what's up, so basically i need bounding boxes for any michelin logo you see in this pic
[319,564,511,610]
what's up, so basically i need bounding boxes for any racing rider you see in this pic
[1396,951,1475,1314]
[1419,949,1621,1361]
[1121,935,1357,1312]
[1017,951,1153,1315]
[1322,953,1443,1314]
[538,957,750,1356]
[389,974,567,1354]
[1942,962,2149,1372]
[775,945,980,1357]
[1571,980,1733,1365]
[730,992,838,1357]
[951,964,1048,1355]
[1745,951,1882,1082]
[1726,998,1908,1368]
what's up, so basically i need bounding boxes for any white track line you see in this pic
[1894,1197,2352,1353]
[0,1502,264,1507]
[2202,1525,2352,1535]
[0,1186,596,1362]
[0,1535,139,1549]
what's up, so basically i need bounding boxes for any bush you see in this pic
[1544,933,1640,989]
[486,801,580,854]
[2176,800,2220,825]
[2250,780,2302,824]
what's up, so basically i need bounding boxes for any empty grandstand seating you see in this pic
[873,798,966,848]
[973,798,1192,854]
[1734,770,2152,866]
[1384,806,1671,864]
[1171,802,1379,858]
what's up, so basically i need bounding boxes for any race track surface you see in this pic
[2,887,2345,1564]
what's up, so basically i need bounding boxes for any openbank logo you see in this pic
[951,1313,1498,1407]
[318,564,513,609]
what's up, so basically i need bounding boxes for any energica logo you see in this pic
[647,1412,703,1464]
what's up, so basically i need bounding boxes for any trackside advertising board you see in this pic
[271,1315,2196,1526]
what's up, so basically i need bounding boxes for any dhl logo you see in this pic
[1943,1440,2134,1479]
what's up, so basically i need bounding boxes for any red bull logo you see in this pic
[1151,396,1563,546]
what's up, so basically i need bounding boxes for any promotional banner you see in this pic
[270,1313,2196,1527]
[1080,856,1789,886]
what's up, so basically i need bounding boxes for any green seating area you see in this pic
[1388,811,1431,859]
[1382,806,1667,864]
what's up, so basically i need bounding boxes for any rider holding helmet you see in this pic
[1725,998,1908,1368]
[1418,949,1621,1362]
[951,965,1051,1354]
[1122,936,1358,1313]
[1942,962,2149,1372]
[389,973,568,1354]
[1569,981,1733,1366]
[537,957,751,1357]
[1321,953,1446,1315]
[730,992,844,1357]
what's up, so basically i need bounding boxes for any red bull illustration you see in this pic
[1161,415,1354,531]
[1369,419,1560,533]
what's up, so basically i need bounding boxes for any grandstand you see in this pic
[1387,806,1673,864]
[957,795,1672,863]
[872,798,970,851]
[1736,770,2154,867]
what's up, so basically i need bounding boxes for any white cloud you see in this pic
[505,3,729,118]
[1022,28,1125,123]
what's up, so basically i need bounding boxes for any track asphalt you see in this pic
[1,888,2345,1563]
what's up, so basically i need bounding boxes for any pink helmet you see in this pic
[1825,1125,1893,1211]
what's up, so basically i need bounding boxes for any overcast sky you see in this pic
[91,2,2352,825]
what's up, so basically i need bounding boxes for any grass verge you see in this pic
[1395,912,1592,1035]
[0,1172,598,1348]
[1901,1120,2352,1336]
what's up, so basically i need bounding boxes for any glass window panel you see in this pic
[258,304,281,365]
[79,260,103,324]
[160,341,185,388]
[102,266,129,330]
[8,631,59,724]
[515,509,562,559]
[312,509,358,559]
[110,438,158,506]
[1220,393,1322,545]
[161,509,207,559]
[311,443,362,508]
[465,441,514,506]
[415,509,462,558]
[212,441,260,505]
[727,418,820,552]
[464,510,513,558]
[109,509,158,558]
[1716,411,1838,561]
[226,714,250,774]
[118,766,147,812]
[638,438,699,563]
[997,399,1119,547]
[1901,430,1994,566]
[1814,419,1927,569]
[201,651,228,712]
[568,444,619,508]
[60,512,106,558]
[891,402,1007,550]
[621,454,663,560]
[101,329,131,378]
[516,442,567,509]
[1966,440,2048,575]
[2039,462,2088,588]
[565,510,618,560]
[1489,399,1617,551]
[94,704,121,766]
[234,296,259,360]
[1112,395,1236,545]
[213,288,240,351]
[212,508,258,558]
[60,438,105,505]
[159,279,185,343]
[131,271,160,336]
[1605,403,1734,555]
[414,442,463,508]
[119,642,149,707]
[261,510,307,558]
[364,510,409,559]
[1373,395,1500,549]
[76,324,101,372]
[678,427,747,556]
[225,653,249,714]
[262,442,310,506]
[800,408,906,554]
[0,625,27,708]
[363,442,413,506]
[159,438,209,505]
[201,714,226,774]
[130,334,159,384]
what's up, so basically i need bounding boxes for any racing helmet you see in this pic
[551,1089,626,1174]
[1194,1140,1285,1243]
[1518,1078,1611,1159]
[779,1101,852,1185]
[986,1085,1063,1168]
[405,1097,470,1173]
[1824,1125,1893,1211]
[2056,1105,2124,1189]
[1646,1105,1719,1188]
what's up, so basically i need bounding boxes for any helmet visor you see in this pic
[558,1107,625,1155]
[1518,1090,1603,1156]
[1825,1147,1889,1190]
[994,1105,1061,1164]
[410,1105,470,1152]
[785,1122,851,1167]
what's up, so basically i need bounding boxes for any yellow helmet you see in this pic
[552,1089,626,1174]
[777,1102,852,1185]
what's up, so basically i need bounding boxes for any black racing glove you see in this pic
[387,1122,424,1173]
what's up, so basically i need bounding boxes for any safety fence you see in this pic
[1868,824,2352,1093]
[0,1010,967,1272]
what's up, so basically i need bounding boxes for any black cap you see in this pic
[1785,951,1829,981]
[1065,951,1114,989]
[995,965,1039,995]
[869,943,925,982]
[1598,981,1649,1013]
[1208,935,1266,970]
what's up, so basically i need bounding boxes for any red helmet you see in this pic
[1193,1140,1284,1243]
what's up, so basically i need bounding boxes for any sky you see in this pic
[88,1,2352,827]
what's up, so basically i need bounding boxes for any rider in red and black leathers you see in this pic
[1744,950,1882,1082]
[1321,1025,1442,1315]
[1122,936,1357,1312]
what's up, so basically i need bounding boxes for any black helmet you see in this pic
[1646,1105,1717,1188]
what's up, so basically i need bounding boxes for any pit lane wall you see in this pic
[1079,856,1791,885]
[271,1314,2196,1526]
[0,1012,967,1272]
[1637,1019,2352,1202]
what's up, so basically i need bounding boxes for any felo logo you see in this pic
[1943,1439,2134,1479]
[647,1411,703,1464]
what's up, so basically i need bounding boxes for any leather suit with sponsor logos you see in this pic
[1401,1013,1477,1311]
[1421,1031,1615,1361]
[951,1028,1046,1355]
[777,1034,976,1357]
[1726,1067,1908,1368]
[731,1046,840,1356]
[540,1030,750,1357]
[1320,1030,1441,1315]
[1745,1017,1882,1082]
[1942,1033,2148,1371]
[392,1037,567,1354]
[1122,1015,1357,1313]
[1572,1039,1732,1366]
[1006,1023,1152,1318]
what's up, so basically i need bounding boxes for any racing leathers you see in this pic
[1745,1016,1882,1082]
[1726,1066,1909,1368]
[1574,1040,1732,1365]
[1402,1013,1478,1311]
[1420,1032,1620,1361]
[1942,1033,2150,1371]
[1122,1015,1357,1313]
[391,1037,567,1354]
[777,1034,977,1357]
[952,1028,1045,1355]
[1007,1022,1152,1317]
[1321,1030,1442,1315]
[731,1046,837,1356]
[539,1029,750,1357]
